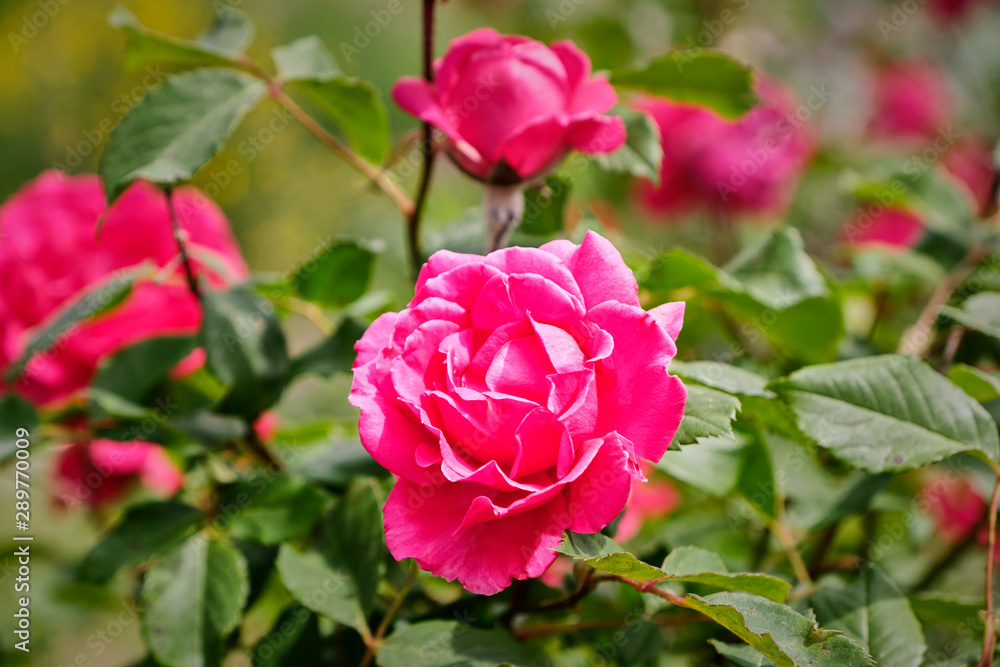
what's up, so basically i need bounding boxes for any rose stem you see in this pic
[977,466,1000,667]
[165,188,201,300]
[359,560,419,667]
[407,0,439,278]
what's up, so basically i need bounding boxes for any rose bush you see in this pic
[392,28,626,184]
[350,231,686,593]
[0,171,247,406]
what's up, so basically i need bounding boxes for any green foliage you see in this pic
[274,544,367,631]
[376,620,549,667]
[521,176,571,236]
[109,7,244,71]
[672,385,742,446]
[0,395,36,463]
[591,108,663,184]
[290,240,377,309]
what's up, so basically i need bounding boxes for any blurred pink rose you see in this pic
[868,61,951,143]
[931,0,986,21]
[350,231,686,594]
[635,78,814,218]
[617,464,681,542]
[53,439,184,509]
[392,28,626,184]
[0,171,248,407]
[922,472,985,542]
[844,207,925,250]
[944,138,997,217]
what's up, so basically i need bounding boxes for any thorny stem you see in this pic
[978,468,1000,667]
[360,560,419,667]
[898,244,988,357]
[165,188,201,300]
[406,0,439,277]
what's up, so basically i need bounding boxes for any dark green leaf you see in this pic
[251,606,321,667]
[100,68,266,203]
[141,538,249,667]
[724,227,829,310]
[201,284,291,419]
[591,108,663,184]
[811,566,925,667]
[290,241,377,309]
[669,361,775,398]
[555,532,664,582]
[809,474,891,530]
[672,385,741,446]
[0,396,36,464]
[521,176,571,236]
[288,442,386,486]
[737,437,777,519]
[610,50,756,118]
[218,475,330,545]
[321,479,385,613]
[290,318,366,379]
[275,544,366,631]
[79,501,203,583]
[90,336,197,417]
[376,620,548,667]
[772,354,1000,471]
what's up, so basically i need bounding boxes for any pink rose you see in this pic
[922,472,985,543]
[635,77,814,217]
[844,207,925,250]
[868,61,951,143]
[392,28,626,184]
[0,171,248,406]
[931,0,986,21]
[350,231,687,594]
[53,439,184,509]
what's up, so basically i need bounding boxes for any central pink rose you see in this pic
[392,28,626,184]
[350,232,686,594]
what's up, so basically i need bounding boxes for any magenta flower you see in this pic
[53,440,184,509]
[0,171,248,407]
[636,78,814,218]
[350,232,686,594]
[868,61,951,143]
[392,28,626,184]
[844,207,925,250]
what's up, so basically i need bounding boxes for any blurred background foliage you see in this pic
[2,0,1000,664]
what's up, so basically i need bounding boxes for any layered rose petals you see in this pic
[350,231,686,594]
[391,28,626,183]
[0,171,248,406]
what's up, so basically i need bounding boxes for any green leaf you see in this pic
[274,37,390,163]
[141,538,249,667]
[79,501,203,583]
[90,336,197,417]
[641,248,728,293]
[0,396,37,464]
[941,292,1000,339]
[657,436,744,496]
[251,607,320,667]
[201,284,291,419]
[274,544,366,631]
[684,592,874,667]
[288,442,387,487]
[669,361,775,398]
[109,7,237,71]
[290,240,377,309]
[289,319,366,379]
[809,473,891,530]
[710,640,778,667]
[673,385,741,446]
[556,535,790,602]
[772,354,1000,471]
[195,8,253,57]
[591,108,663,183]
[4,268,141,382]
[724,227,829,310]
[321,479,385,613]
[376,620,548,667]
[100,68,266,203]
[521,176,571,236]
[949,364,1000,403]
[610,50,756,118]
[737,437,777,519]
[811,566,925,667]
[217,475,330,545]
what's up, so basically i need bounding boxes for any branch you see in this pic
[165,188,201,300]
[407,0,439,277]
[360,560,419,667]
[978,468,1000,667]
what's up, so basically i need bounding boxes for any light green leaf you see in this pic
[670,361,775,398]
[272,35,339,81]
[79,501,203,583]
[591,108,663,183]
[949,364,1000,403]
[941,292,1000,339]
[811,567,925,667]
[672,385,741,446]
[290,240,377,309]
[201,284,290,419]
[195,9,253,57]
[555,532,665,582]
[724,227,829,310]
[109,7,237,71]
[640,247,729,293]
[521,176,571,236]
[321,479,385,613]
[684,592,874,667]
[610,50,756,118]
[772,354,1000,471]
[657,436,744,496]
[100,68,266,203]
[275,544,366,631]
[376,620,548,667]
[289,319,366,379]
[141,538,248,667]
[710,639,778,667]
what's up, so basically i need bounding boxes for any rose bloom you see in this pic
[53,440,184,509]
[392,28,626,184]
[0,171,248,407]
[944,138,997,217]
[350,231,686,594]
[635,78,814,218]
[868,61,951,143]
[844,206,925,250]
[922,471,986,542]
